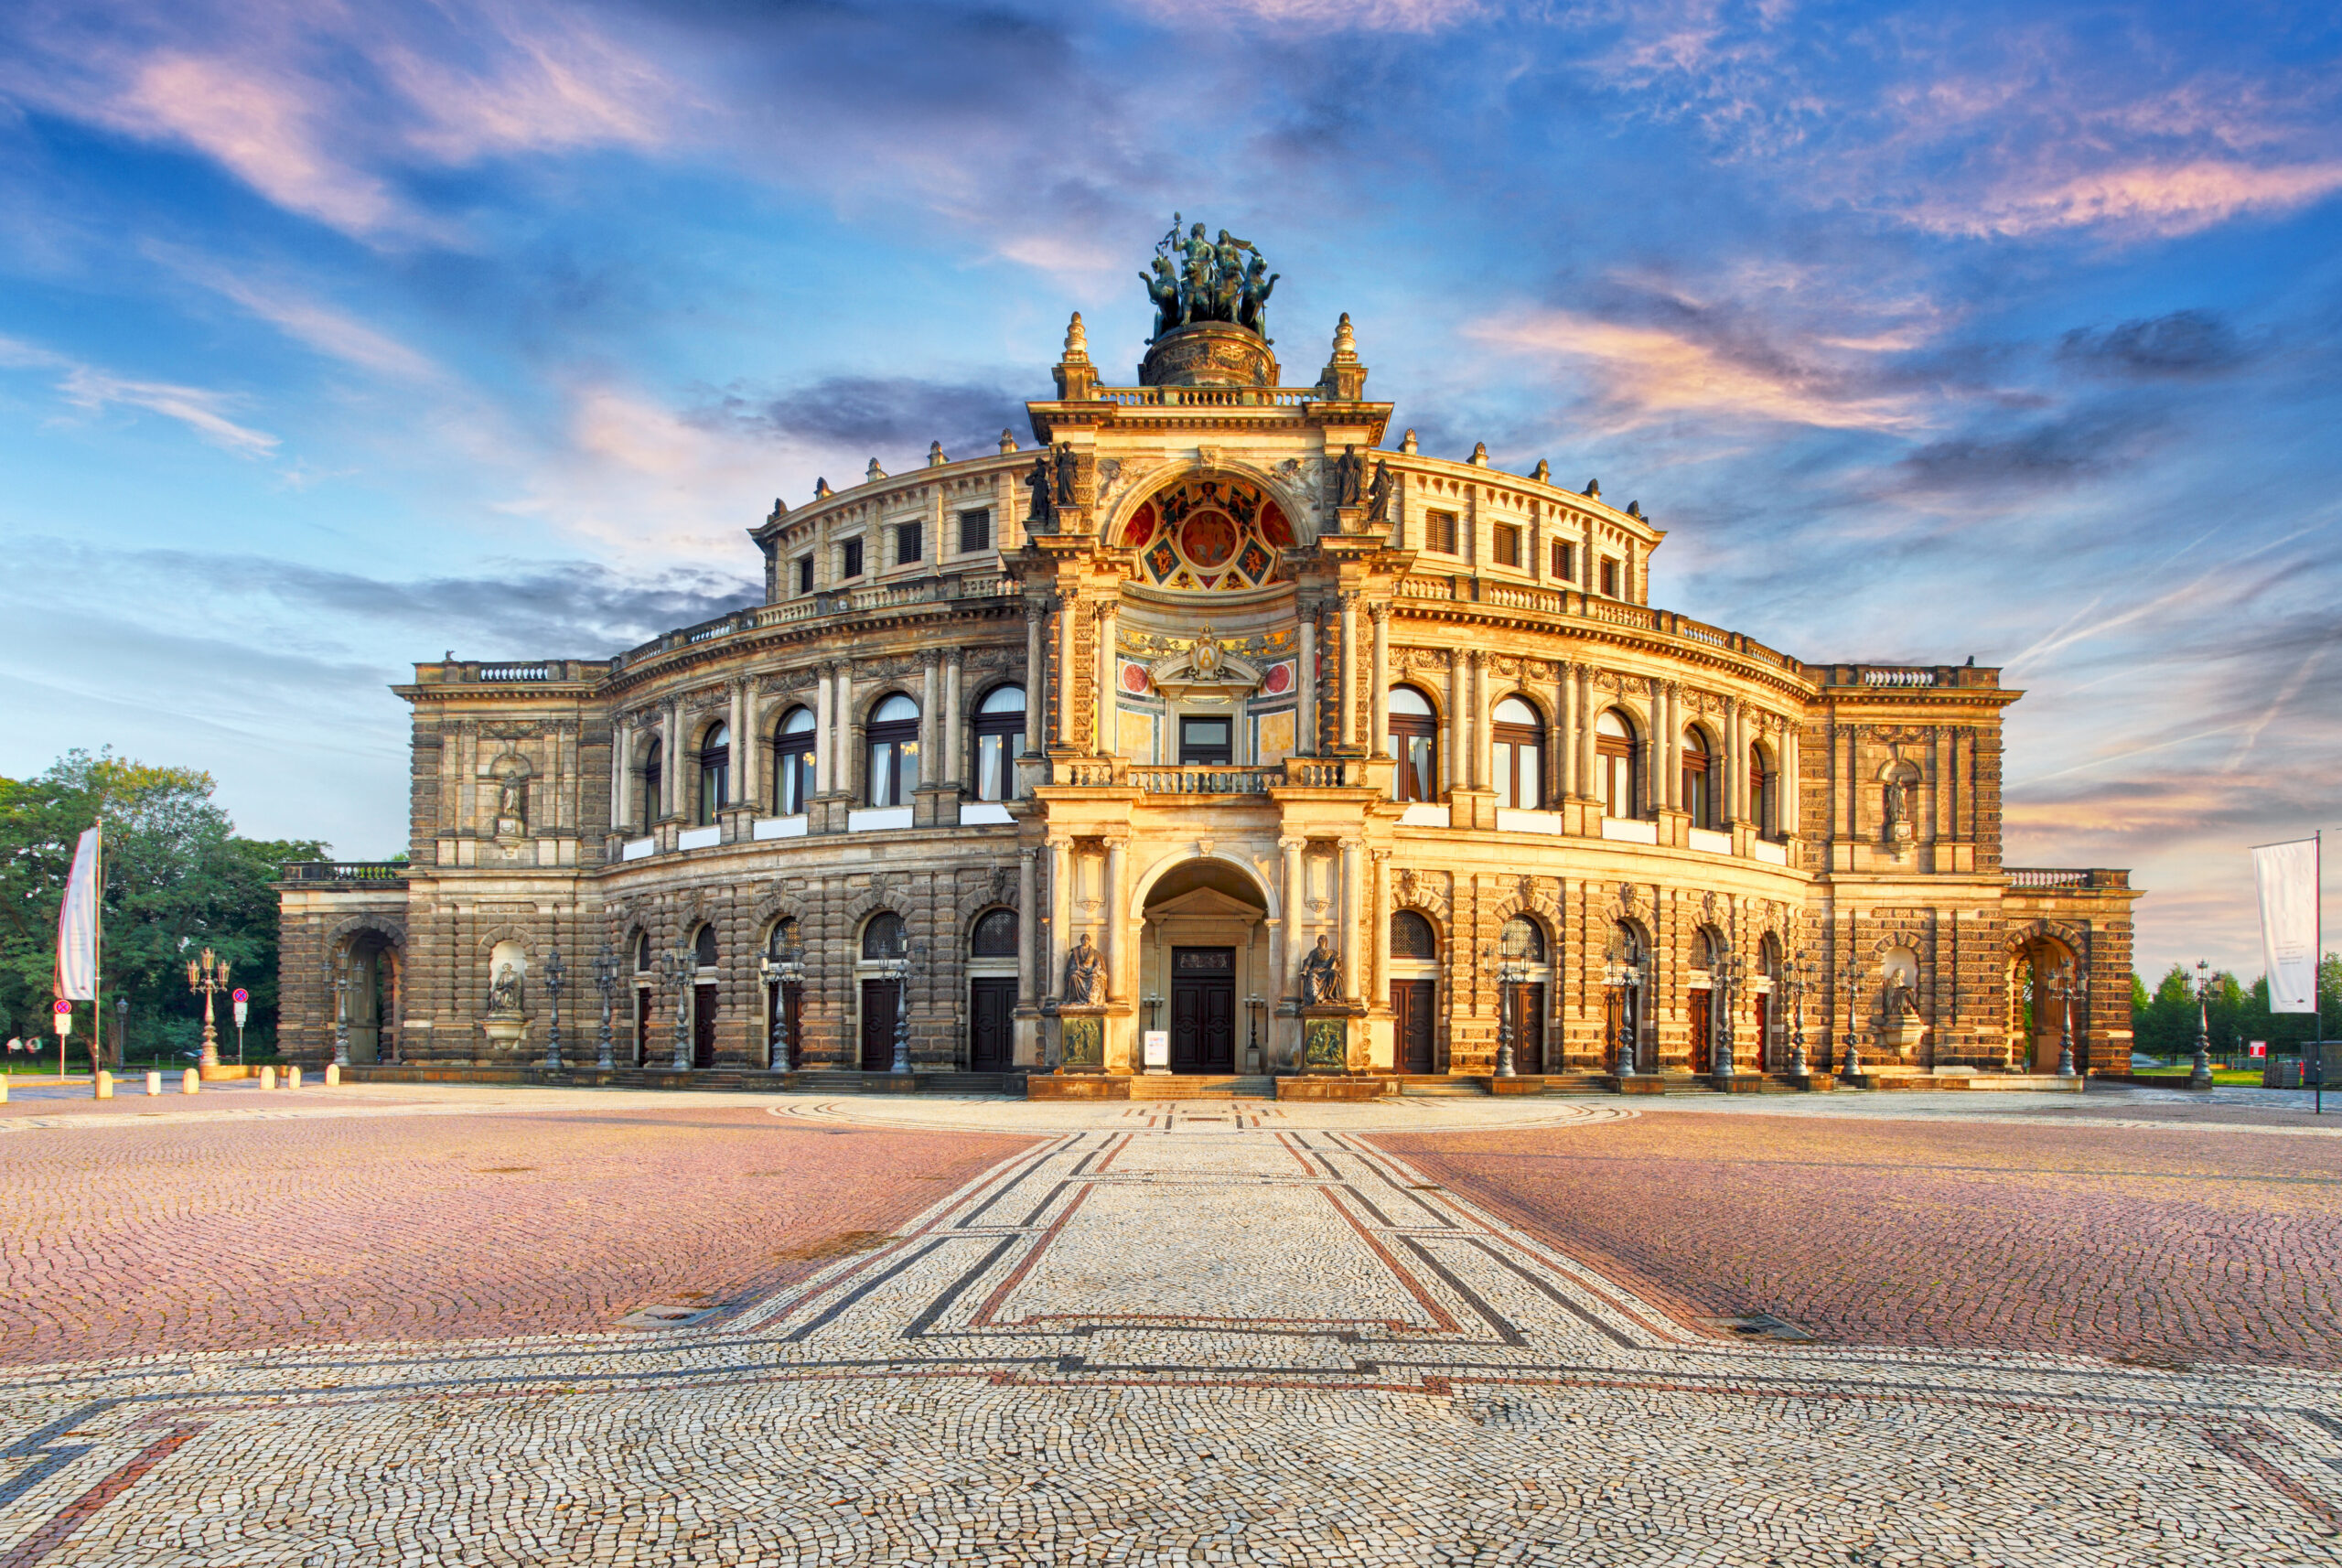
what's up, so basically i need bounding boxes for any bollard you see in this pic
[145,1070,162,1096]
[259,1066,276,1090]
[324,1063,339,1088]
[0,1075,8,1104]
[181,1068,199,1094]
[94,1070,113,1100]
[285,1065,302,1090]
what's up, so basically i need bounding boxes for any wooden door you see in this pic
[693,983,719,1069]
[634,987,651,1066]
[1754,992,1770,1073]
[1505,983,1545,1075]
[969,978,1015,1071]
[1170,948,1235,1072]
[860,979,900,1071]
[1392,980,1435,1074]
[1687,988,1713,1074]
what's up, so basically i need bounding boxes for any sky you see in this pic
[1,0,2337,982]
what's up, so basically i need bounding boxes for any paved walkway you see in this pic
[0,1086,2336,1564]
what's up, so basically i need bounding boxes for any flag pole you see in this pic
[2316,829,2324,1117]
[91,819,102,1081]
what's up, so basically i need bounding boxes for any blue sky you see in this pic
[2,0,2337,979]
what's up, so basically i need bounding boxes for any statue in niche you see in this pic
[1882,773,1916,839]
[1331,445,1365,509]
[1886,975,1921,1017]
[1367,459,1393,526]
[1299,936,1345,1006]
[1062,933,1105,1004]
[1025,453,1055,528]
[486,961,523,1015]
[1052,442,1079,508]
[495,772,526,832]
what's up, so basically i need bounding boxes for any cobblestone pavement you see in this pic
[1,1088,2337,1565]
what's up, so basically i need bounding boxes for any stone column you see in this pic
[738,682,762,810]
[1277,836,1305,1005]
[1727,699,1745,822]
[613,722,632,834]
[1371,849,1391,1004]
[1369,606,1391,757]
[1056,596,1078,750]
[1446,657,1465,798]
[1023,602,1046,756]
[727,682,748,811]
[1094,600,1118,755]
[1104,838,1127,1001]
[1339,838,1361,1003]
[814,667,835,794]
[1782,722,1800,835]
[833,662,854,800]
[943,650,964,787]
[1017,847,1038,1006]
[1338,593,1359,749]
[919,651,940,785]
[1557,664,1578,800]
[1047,839,1071,1001]
[1297,602,1318,757]
[661,702,680,818]
[1466,652,1486,789]
[1578,668,1597,797]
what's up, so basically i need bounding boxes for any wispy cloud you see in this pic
[0,334,278,456]
[1927,159,2342,240]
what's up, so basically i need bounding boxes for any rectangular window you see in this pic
[1600,557,1619,597]
[1493,523,1520,567]
[1551,541,1575,582]
[840,537,864,579]
[794,555,814,596]
[897,521,922,565]
[959,508,992,553]
[1179,715,1233,766]
[1426,510,1457,554]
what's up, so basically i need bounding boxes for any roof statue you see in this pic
[1143,215,1279,344]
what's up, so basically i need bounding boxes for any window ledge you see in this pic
[1495,808,1563,835]
[848,806,916,832]
[1750,837,1789,865]
[960,801,1015,825]
[753,814,809,841]
[677,824,721,851]
[620,835,656,863]
[1599,815,1660,844]
[1688,826,1734,855]
[1398,802,1450,828]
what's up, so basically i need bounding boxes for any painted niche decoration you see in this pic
[1122,475,1293,591]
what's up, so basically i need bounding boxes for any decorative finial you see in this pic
[767,497,790,523]
[999,428,1018,454]
[1331,312,1357,358]
[814,477,833,499]
[1532,459,1550,484]
[1400,428,1419,454]
[1585,478,1600,498]
[866,457,886,483]
[1626,500,1641,518]
[1469,442,1489,467]
[1064,311,1089,359]
[927,441,947,467]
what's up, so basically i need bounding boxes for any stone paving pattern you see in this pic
[0,1087,1032,1365]
[1379,1104,2342,1371]
[0,1085,2337,1566]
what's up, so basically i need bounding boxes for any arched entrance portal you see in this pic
[2007,930,2080,1073]
[338,929,403,1064]
[1139,859,1270,1074]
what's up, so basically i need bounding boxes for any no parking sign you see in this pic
[232,987,250,1028]
[51,999,71,1036]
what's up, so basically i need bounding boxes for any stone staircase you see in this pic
[1127,1075,1274,1100]
[1397,1075,1491,1096]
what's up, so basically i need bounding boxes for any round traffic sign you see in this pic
[52,999,70,1015]
[232,988,249,1004]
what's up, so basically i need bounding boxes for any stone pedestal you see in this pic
[481,1013,529,1059]
[1300,1004,1366,1073]
[1056,1005,1108,1072]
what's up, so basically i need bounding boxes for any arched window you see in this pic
[1391,909,1436,958]
[693,923,719,971]
[1595,709,1638,818]
[1500,915,1546,962]
[1389,685,1437,803]
[970,908,1017,957]
[866,694,919,807]
[633,931,651,973]
[972,685,1026,802]
[1492,696,1544,811]
[1681,727,1714,829]
[641,737,663,832]
[1749,741,1774,837]
[774,707,816,817]
[768,917,801,959]
[862,910,907,960]
[697,723,730,825]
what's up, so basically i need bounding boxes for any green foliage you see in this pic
[2129,953,2342,1062]
[0,749,325,1065]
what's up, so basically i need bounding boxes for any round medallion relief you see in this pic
[1179,510,1239,568]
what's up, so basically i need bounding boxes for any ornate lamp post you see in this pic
[662,943,695,1070]
[1787,953,1811,1079]
[1143,992,1163,1032]
[758,929,807,1073]
[2051,965,2079,1079]
[1245,994,1265,1071]
[1604,932,1646,1078]
[1841,961,1867,1083]
[186,948,230,1070]
[885,940,928,1077]
[542,946,567,1071]
[2192,959,2210,1095]
[1712,949,1745,1082]
[592,944,619,1071]
[331,955,351,1069]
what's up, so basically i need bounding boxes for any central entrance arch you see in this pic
[1137,857,1272,1075]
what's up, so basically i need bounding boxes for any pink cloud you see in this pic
[1931,158,2342,240]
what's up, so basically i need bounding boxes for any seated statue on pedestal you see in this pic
[1062,934,1105,1005]
[1298,936,1344,1006]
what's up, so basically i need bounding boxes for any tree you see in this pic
[0,750,325,1067]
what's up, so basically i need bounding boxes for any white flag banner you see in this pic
[55,824,100,1002]
[2252,836,2319,1015]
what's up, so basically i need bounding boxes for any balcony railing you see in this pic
[282,861,411,885]
[1126,766,1279,795]
[2007,868,2130,890]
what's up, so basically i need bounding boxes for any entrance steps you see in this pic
[1397,1075,1491,1096]
[1127,1075,1273,1100]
